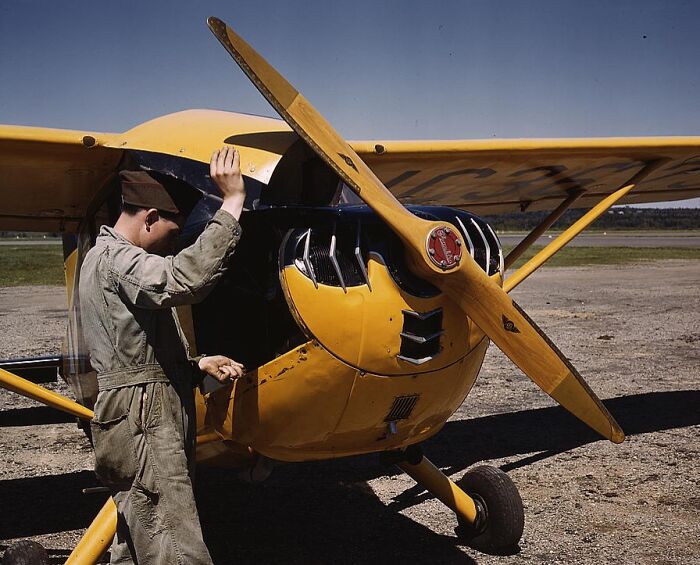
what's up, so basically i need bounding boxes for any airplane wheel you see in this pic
[1,540,49,565]
[455,465,524,555]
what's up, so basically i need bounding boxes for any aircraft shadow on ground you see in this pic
[387,389,700,511]
[198,465,476,565]
[200,389,698,564]
[0,390,696,564]
[0,470,104,540]
[434,389,700,472]
[0,406,74,427]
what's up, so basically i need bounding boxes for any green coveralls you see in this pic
[78,210,241,564]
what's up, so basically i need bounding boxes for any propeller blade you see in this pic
[207,17,624,444]
[207,17,421,244]
[437,261,624,443]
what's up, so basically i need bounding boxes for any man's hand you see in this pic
[198,355,245,383]
[210,145,246,219]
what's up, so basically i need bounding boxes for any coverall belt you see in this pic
[97,364,171,391]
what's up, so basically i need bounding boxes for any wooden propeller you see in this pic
[208,17,624,443]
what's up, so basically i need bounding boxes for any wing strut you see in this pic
[0,367,93,420]
[504,189,585,270]
[504,159,669,293]
[65,498,117,565]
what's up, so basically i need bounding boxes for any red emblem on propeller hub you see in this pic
[426,226,462,270]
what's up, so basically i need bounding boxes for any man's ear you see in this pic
[144,208,160,231]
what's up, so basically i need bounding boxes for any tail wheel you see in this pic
[1,540,49,565]
[455,465,524,554]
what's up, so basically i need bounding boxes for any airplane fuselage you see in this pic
[185,204,503,465]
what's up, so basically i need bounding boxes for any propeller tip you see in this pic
[611,428,625,444]
[207,16,223,29]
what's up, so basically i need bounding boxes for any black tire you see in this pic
[1,540,49,565]
[455,465,524,555]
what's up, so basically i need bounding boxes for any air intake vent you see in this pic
[398,308,443,365]
[308,228,365,286]
[291,225,370,290]
[385,394,420,422]
[453,214,502,276]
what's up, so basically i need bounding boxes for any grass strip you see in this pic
[0,245,65,286]
[0,244,698,287]
[504,246,700,269]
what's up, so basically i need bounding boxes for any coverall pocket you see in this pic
[140,382,163,431]
[131,478,167,539]
[90,412,138,489]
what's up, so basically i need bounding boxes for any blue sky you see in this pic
[1,0,699,206]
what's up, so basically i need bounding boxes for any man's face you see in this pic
[142,209,186,256]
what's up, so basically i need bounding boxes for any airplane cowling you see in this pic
[199,336,489,462]
[278,206,499,376]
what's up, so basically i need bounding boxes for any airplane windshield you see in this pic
[125,150,265,241]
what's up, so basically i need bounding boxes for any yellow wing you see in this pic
[0,110,289,232]
[0,125,121,232]
[350,137,700,213]
[3,114,699,232]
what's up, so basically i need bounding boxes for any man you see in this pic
[79,146,246,564]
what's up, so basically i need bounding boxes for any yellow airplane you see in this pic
[1,16,699,564]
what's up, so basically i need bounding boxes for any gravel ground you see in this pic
[0,261,698,564]
[498,232,700,248]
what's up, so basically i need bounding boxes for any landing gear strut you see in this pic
[392,448,524,554]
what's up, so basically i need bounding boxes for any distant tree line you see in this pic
[0,232,61,239]
[484,207,700,232]
[1,207,698,238]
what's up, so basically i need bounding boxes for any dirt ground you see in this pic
[0,261,698,564]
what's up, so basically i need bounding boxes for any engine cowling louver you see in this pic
[384,394,420,422]
[398,308,443,365]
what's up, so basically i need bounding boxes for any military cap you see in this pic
[120,170,203,218]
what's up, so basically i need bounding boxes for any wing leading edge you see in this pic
[2,117,699,232]
[0,125,121,232]
[350,137,700,214]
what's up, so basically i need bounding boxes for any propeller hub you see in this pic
[426,226,462,270]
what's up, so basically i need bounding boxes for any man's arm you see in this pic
[110,146,246,309]
[109,211,241,308]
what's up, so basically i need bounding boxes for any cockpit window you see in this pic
[262,139,342,207]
